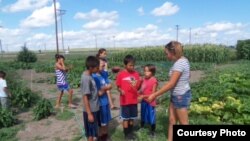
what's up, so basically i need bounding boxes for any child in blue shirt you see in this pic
[92,58,112,141]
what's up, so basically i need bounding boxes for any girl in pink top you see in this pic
[138,64,158,137]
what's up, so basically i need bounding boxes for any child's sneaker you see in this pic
[150,132,156,138]
[125,133,136,141]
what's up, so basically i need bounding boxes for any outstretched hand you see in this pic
[146,94,156,103]
[138,95,148,102]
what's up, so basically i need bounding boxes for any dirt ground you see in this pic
[15,69,204,141]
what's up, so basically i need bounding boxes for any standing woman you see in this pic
[55,54,77,109]
[147,41,191,141]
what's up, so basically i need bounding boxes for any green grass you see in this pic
[0,124,24,141]
[55,109,74,121]
[53,137,67,141]
[110,108,168,141]
[71,135,84,141]
[34,135,47,140]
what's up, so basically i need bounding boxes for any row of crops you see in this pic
[0,44,236,89]
[190,60,250,124]
[109,44,236,63]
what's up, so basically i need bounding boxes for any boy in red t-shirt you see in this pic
[116,55,141,140]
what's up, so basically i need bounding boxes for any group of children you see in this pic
[1,41,190,141]
[80,49,158,141]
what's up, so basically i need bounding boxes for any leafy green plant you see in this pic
[0,108,16,128]
[10,87,35,108]
[33,98,54,120]
[17,45,37,63]
[190,61,250,124]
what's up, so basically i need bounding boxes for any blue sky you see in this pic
[0,0,249,51]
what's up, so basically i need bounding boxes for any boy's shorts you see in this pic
[57,83,70,91]
[99,104,112,126]
[171,90,192,109]
[83,111,100,138]
[120,104,138,120]
[141,100,156,125]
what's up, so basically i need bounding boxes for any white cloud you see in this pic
[225,30,241,35]
[136,24,158,32]
[20,2,60,28]
[210,33,218,38]
[137,7,144,16]
[83,19,117,30]
[115,24,170,45]
[2,0,51,12]
[116,31,144,41]
[0,27,30,51]
[183,22,248,45]
[32,33,51,40]
[75,9,119,30]
[74,9,118,21]
[205,22,244,32]
[151,2,179,16]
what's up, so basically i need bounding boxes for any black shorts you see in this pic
[83,111,100,137]
[120,104,138,120]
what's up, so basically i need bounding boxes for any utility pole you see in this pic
[189,28,192,44]
[58,9,66,52]
[6,44,9,53]
[0,26,3,57]
[94,34,97,50]
[176,25,179,41]
[0,39,3,58]
[113,36,116,49]
[53,0,59,54]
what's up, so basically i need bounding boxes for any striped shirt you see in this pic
[55,69,67,85]
[169,57,190,96]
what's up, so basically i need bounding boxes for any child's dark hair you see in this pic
[0,71,6,78]
[55,54,65,61]
[123,55,136,65]
[144,64,156,75]
[86,56,100,69]
[96,48,106,58]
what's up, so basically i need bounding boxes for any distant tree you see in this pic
[17,44,37,63]
[236,39,250,60]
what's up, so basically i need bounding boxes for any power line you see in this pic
[189,28,192,44]
[58,9,66,52]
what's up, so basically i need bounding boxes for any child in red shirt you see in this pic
[116,55,141,140]
[138,64,158,137]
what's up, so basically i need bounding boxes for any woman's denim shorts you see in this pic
[171,90,192,109]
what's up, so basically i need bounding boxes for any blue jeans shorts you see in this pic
[171,90,192,109]
[57,83,70,92]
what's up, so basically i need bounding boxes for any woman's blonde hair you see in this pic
[165,41,183,59]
